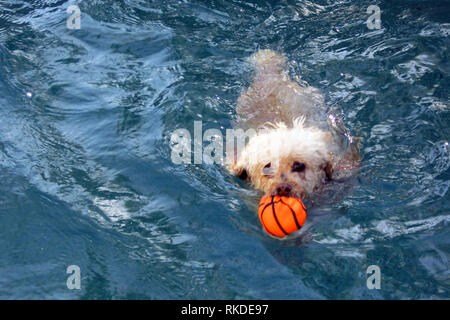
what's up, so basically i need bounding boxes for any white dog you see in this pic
[227,50,359,202]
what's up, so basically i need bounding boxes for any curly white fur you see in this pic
[228,50,358,199]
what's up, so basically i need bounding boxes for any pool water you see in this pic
[0,0,449,299]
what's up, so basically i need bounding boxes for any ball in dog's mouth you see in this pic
[258,196,307,238]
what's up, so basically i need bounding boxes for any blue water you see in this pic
[0,0,449,299]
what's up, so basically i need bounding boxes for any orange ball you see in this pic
[258,196,307,238]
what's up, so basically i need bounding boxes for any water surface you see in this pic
[0,0,449,299]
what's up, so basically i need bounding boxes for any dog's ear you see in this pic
[228,162,250,181]
[237,168,249,181]
[234,164,249,181]
[324,162,333,180]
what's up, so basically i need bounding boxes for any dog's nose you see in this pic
[276,183,292,196]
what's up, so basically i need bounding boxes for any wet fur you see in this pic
[227,49,359,200]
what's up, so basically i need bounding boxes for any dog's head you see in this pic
[228,118,334,198]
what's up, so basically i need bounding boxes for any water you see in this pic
[0,0,449,299]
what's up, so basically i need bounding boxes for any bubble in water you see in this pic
[26,92,32,98]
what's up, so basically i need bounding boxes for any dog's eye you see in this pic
[292,161,306,172]
[264,163,271,168]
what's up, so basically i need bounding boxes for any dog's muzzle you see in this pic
[276,183,292,197]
